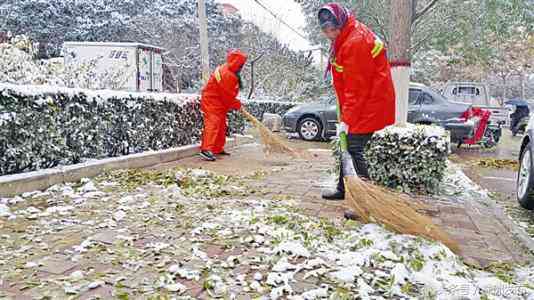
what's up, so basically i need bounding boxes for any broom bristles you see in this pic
[344,176,461,254]
[241,109,309,159]
[240,110,458,251]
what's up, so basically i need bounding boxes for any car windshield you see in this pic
[425,87,448,103]
[409,89,422,104]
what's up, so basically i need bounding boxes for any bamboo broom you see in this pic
[240,108,308,159]
[336,103,460,254]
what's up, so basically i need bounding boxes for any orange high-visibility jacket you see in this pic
[200,50,247,113]
[330,16,396,134]
[200,50,247,153]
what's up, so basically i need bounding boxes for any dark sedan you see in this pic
[283,83,476,144]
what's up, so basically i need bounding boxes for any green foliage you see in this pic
[365,126,449,194]
[409,255,425,272]
[0,85,295,175]
[270,215,290,225]
[297,0,534,94]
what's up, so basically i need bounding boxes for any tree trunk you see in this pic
[389,0,413,126]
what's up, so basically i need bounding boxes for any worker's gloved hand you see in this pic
[231,100,242,111]
[336,122,348,136]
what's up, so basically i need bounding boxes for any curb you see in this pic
[0,135,255,198]
[492,201,534,254]
[453,162,534,256]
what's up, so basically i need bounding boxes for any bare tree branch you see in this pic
[362,12,389,43]
[412,0,439,23]
[410,31,435,53]
[412,0,418,22]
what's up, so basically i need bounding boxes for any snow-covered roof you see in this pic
[63,42,165,51]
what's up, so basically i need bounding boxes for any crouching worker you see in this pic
[199,49,248,161]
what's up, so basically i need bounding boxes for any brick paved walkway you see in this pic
[165,143,533,268]
[2,141,533,299]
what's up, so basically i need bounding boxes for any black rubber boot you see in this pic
[344,210,359,221]
[199,151,216,161]
[321,189,345,200]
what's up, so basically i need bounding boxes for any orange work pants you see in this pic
[200,111,228,154]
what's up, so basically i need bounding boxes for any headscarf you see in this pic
[318,3,353,79]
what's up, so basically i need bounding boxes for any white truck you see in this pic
[63,42,164,92]
[442,81,510,127]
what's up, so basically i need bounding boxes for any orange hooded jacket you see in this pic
[200,50,247,154]
[201,50,247,113]
[323,4,395,134]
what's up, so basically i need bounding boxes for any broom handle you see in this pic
[335,95,357,177]
[335,96,349,152]
[240,107,259,126]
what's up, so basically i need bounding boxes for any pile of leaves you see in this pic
[100,168,247,199]
[366,125,449,194]
[476,158,519,171]
[0,83,295,176]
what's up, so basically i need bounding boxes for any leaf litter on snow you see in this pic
[0,168,532,299]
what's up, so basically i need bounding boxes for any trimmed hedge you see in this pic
[0,84,295,176]
[365,125,449,194]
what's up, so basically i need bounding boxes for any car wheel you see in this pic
[297,117,322,141]
[517,142,534,210]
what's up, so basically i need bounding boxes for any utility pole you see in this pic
[389,0,413,126]
[198,0,210,83]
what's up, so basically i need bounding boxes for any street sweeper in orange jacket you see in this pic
[199,49,248,161]
[318,3,396,202]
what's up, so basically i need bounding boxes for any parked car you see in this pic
[282,83,499,145]
[442,81,510,127]
[516,114,534,210]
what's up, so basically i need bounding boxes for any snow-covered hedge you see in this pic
[366,125,449,194]
[0,84,296,176]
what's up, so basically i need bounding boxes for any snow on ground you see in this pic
[439,161,490,201]
[0,168,532,299]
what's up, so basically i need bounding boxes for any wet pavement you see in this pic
[452,129,534,249]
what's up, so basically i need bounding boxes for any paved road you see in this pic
[453,129,534,252]
[453,129,520,193]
